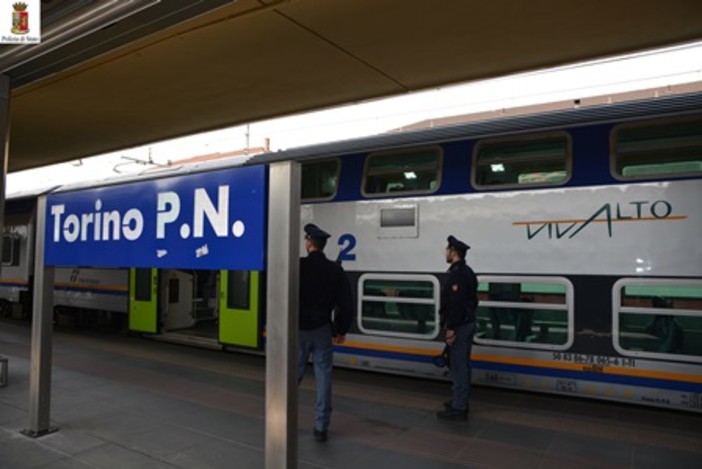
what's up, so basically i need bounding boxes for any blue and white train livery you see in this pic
[1,92,700,412]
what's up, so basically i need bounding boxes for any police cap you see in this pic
[304,223,331,241]
[447,235,470,256]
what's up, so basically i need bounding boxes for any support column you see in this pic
[23,195,57,437]
[265,161,300,468]
[0,75,9,268]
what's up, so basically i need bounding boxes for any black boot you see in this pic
[443,401,469,412]
[437,406,468,421]
[313,428,328,442]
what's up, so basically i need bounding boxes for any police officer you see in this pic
[437,235,478,421]
[298,223,353,442]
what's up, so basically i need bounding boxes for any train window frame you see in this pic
[612,278,702,364]
[610,115,702,181]
[474,275,574,351]
[357,273,440,340]
[361,145,443,198]
[471,131,572,190]
[301,158,341,202]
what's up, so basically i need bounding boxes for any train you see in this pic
[1,91,700,412]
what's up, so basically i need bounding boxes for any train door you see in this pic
[129,268,158,333]
[219,270,261,349]
[192,270,218,323]
[160,270,196,331]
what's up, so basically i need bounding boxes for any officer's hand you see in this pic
[445,330,456,346]
[333,335,346,345]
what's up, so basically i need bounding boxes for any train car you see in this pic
[0,189,39,318]
[2,92,701,412]
[0,190,200,332]
[251,91,702,413]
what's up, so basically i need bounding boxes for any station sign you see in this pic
[44,165,267,270]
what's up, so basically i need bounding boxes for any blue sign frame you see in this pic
[45,165,267,270]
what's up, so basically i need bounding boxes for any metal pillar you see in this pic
[265,161,300,468]
[0,75,9,270]
[23,195,57,437]
[0,74,7,393]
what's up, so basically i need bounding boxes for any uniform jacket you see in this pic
[299,250,353,334]
[439,259,478,329]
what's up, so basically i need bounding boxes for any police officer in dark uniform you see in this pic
[437,235,478,421]
[298,223,353,442]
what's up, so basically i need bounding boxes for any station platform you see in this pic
[1,319,700,469]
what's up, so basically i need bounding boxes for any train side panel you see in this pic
[300,152,702,411]
[54,268,129,313]
[302,179,701,277]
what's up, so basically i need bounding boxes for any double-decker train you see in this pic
[1,92,701,412]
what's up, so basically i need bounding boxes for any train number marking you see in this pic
[552,352,637,369]
[337,234,357,261]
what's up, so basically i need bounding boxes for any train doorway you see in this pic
[129,268,263,350]
[149,269,219,348]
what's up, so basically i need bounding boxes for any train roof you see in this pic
[248,90,702,165]
[6,186,60,201]
[39,90,702,195]
[51,153,254,194]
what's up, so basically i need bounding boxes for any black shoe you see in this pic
[313,428,328,442]
[437,407,468,421]
[443,401,469,413]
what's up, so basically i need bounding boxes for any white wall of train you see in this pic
[303,178,702,412]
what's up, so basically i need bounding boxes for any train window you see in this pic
[474,276,574,350]
[613,279,702,363]
[472,132,571,189]
[362,146,442,197]
[358,274,440,339]
[301,159,340,201]
[134,268,152,302]
[227,270,250,310]
[612,116,702,180]
[1,235,10,265]
[1,232,20,266]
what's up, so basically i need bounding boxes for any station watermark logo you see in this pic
[1,1,41,44]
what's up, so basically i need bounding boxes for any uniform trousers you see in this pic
[297,324,334,432]
[449,321,476,411]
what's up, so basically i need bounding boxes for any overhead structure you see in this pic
[5,0,702,171]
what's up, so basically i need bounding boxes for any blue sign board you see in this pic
[45,165,267,270]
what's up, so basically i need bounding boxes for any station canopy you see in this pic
[4,0,702,173]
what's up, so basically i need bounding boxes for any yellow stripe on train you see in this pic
[343,339,438,357]
[339,340,702,385]
[472,353,702,385]
[0,278,29,285]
